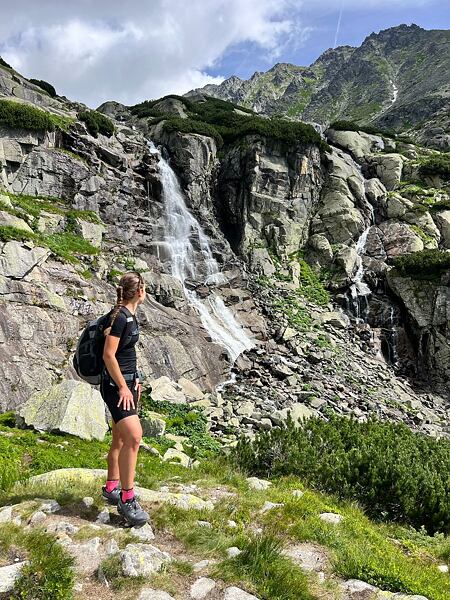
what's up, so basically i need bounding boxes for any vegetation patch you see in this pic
[0,100,72,132]
[78,109,115,137]
[231,414,450,534]
[0,56,12,69]
[28,79,57,98]
[329,119,396,138]
[418,153,450,181]
[0,523,74,599]
[133,95,330,152]
[391,249,450,279]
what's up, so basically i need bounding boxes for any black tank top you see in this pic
[107,306,139,373]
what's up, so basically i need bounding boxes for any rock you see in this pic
[141,412,166,437]
[35,211,65,234]
[224,587,260,600]
[178,377,205,401]
[437,564,448,573]
[150,376,187,404]
[163,448,191,467]
[130,522,155,541]
[246,477,272,491]
[75,219,105,248]
[96,507,110,524]
[120,543,171,577]
[0,506,13,523]
[366,154,405,190]
[138,590,176,600]
[319,512,343,524]
[248,247,276,276]
[227,520,238,528]
[433,210,450,248]
[39,499,61,514]
[378,221,423,257]
[16,380,108,441]
[28,510,47,525]
[226,547,242,558]
[82,497,94,508]
[66,537,102,575]
[0,241,49,279]
[0,561,28,593]
[273,403,316,425]
[326,129,384,160]
[104,539,119,555]
[283,543,329,572]
[193,560,211,571]
[0,210,33,232]
[190,577,217,599]
[197,520,212,528]
[260,501,284,513]
[292,490,304,498]
[315,311,350,329]
[339,579,379,599]
[305,234,334,268]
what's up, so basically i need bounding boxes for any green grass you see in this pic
[0,99,73,132]
[0,523,75,599]
[78,110,115,137]
[0,191,102,263]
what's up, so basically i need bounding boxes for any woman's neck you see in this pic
[123,301,139,315]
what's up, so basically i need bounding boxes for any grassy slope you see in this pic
[0,414,449,600]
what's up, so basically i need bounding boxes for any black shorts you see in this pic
[100,369,139,424]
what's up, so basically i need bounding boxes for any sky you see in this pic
[0,1,448,109]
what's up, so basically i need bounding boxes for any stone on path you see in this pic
[66,537,103,575]
[260,501,284,513]
[226,547,242,558]
[138,590,175,600]
[120,543,171,577]
[0,562,28,593]
[282,543,329,572]
[130,522,155,541]
[190,577,216,599]
[339,579,379,600]
[224,587,260,600]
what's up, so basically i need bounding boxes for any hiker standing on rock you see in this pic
[100,271,149,527]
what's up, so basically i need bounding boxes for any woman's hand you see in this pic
[117,385,135,410]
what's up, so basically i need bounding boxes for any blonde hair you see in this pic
[109,271,145,327]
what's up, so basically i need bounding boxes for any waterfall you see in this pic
[148,142,254,361]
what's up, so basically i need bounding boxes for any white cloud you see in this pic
[0,0,302,107]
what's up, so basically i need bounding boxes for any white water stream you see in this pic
[148,142,254,361]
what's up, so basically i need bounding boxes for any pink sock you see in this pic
[121,488,135,502]
[105,479,119,493]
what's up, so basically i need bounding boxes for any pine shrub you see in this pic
[419,154,450,181]
[78,109,115,137]
[391,249,450,279]
[28,78,57,97]
[232,414,450,533]
[0,100,69,131]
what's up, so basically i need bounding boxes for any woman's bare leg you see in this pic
[106,421,123,481]
[115,415,142,490]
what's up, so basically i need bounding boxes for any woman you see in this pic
[100,271,149,527]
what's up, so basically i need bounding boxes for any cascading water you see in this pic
[148,142,254,361]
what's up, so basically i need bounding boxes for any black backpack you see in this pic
[73,307,134,385]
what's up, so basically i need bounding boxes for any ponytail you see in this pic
[109,284,124,327]
[107,272,145,329]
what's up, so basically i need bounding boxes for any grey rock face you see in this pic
[0,561,28,593]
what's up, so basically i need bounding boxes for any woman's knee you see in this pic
[117,418,142,450]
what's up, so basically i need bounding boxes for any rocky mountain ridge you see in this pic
[0,54,449,444]
[188,24,450,150]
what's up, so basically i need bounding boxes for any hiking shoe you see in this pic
[102,485,121,506]
[117,495,149,527]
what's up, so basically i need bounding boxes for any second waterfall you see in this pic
[149,142,254,361]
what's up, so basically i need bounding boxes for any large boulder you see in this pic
[377,221,423,257]
[120,543,171,577]
[365,154,405,190]
[0,561,28,593]
[0,210,33,233]
[326,129,384,160]
[16,380,108,440]
[0,241,50,279]
[433,210,450,248]
[150,376,187,404]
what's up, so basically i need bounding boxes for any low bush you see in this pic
[163,116,224,147]
[391,249,450,279]
[329,119,396,138]
[232,414,450,533]
[0,99,71,131]
[78,109,115,137]
[418,154,450,181]
[0,56,11,69]
[1,525,75,600]
[28,78,57,97]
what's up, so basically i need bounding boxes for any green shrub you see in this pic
[78,110,115,137]
[232,414,450,534]
[391,249,450,279]
[329,119,396,138]
[0,100,71,132]
[29,78,57,97]
[419,154,450,180]
[163,117,224,147]
[0,56,11,69]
